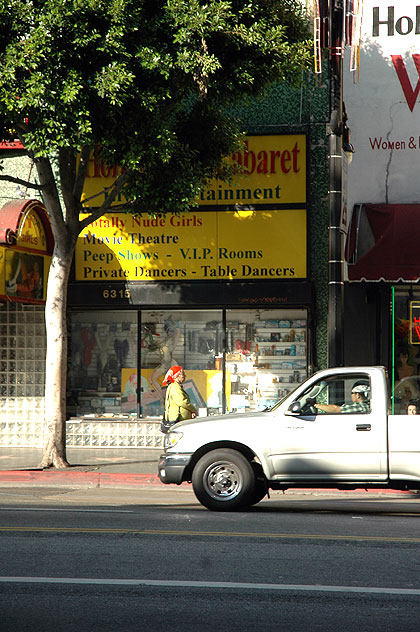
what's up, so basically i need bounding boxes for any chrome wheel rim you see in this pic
[203,460,243,501]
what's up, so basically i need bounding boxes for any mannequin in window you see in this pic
[150,317,180,403]
[397,351,414,380]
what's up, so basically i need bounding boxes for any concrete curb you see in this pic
[0,470,417,494]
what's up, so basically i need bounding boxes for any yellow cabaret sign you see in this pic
[199,134,306,206]
[75,208,307,281]
[81,134,306,208]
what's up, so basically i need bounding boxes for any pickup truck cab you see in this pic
[158,366,420,511]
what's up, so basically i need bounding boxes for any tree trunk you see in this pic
[38,238,74,469]
[34,152,117,469]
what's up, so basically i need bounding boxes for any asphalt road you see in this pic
[0,487,420,631]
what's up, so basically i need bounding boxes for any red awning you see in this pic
[346,204,420,282]
[0,198,54,252]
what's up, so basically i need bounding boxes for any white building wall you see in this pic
[344,1,420,210]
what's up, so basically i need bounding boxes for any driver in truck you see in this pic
[314,382,370,414]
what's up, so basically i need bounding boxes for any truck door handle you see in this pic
[356,424,371,431]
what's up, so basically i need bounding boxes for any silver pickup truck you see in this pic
[158,366,420,511]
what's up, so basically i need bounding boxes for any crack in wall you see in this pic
[384,102,402,204]
[384,110,395,204]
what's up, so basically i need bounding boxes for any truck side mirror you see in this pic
[288,401,302,414]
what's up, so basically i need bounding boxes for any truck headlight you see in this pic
[164,431,184,449]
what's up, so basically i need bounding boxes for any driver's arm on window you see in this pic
[315,403,341,413]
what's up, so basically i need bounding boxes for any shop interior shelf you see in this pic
[255,366,306,371]
[256,340,306,345]
[257,355,306,360]
[255,327,305,332]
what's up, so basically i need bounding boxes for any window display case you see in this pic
[140,311,223,417]
[226,309,308,412]
[391,286,420,413]
[67,311,138,418]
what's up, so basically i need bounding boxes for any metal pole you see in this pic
[328,131,344,367]
[327,0,344,368]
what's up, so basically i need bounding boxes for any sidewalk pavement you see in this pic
[0,447,167,488]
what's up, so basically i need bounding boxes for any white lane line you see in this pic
[0,577,419,595]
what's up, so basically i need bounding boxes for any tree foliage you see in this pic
[0,0,310,467]
[1,0,310,212]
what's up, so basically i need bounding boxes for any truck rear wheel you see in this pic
[192,449,255,511]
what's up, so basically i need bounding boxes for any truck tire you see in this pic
[248,466,268,506]
[248,481,268,506]
[192,449,255,511]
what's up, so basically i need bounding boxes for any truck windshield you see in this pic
[267,384,302,411]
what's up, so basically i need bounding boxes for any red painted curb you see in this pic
[0,470,169,487]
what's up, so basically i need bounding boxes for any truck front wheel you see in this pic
[192,449,255,511]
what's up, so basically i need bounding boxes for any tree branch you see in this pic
[0,174,43,190]
[33,155,65,235]
[59,147,77,215]
[73,145,92,204]
[78,171,130,231]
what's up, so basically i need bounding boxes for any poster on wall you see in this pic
[0,200,51,303]
[121,368,231,417]
[0,247,49,302]
[4,251,44,300]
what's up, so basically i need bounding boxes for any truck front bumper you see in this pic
[158,453,193,485]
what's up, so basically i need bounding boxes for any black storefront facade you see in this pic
[344,202,420,416]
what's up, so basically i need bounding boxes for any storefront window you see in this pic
[392,287,420,414]
[140,311,223,417]
[67,308,308,419]
[67,311,138,417]
[227,309,308,412]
